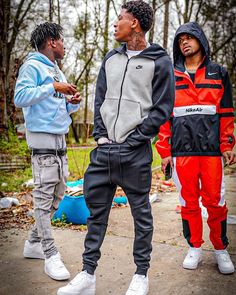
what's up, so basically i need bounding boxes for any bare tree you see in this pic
[57,0,61,24]
[49,0,53,22]
[149,0,157,43]
[0,0,36,137]
[173,0,202,24]
[82,0,89,144]
[163,0,170,49]
[171,0,236,106]
[202,0,236,100]
[72,0,102,143]
[103,0,111,57]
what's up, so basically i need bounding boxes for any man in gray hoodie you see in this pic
[58,1,175,295]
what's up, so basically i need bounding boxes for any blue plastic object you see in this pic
[113,196,128,206]
[66,179,84,187]
[53,195,90,225]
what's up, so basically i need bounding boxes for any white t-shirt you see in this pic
[126,49,142,59]
[126,43,150,59]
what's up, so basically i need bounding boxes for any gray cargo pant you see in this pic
[26,130,68,258]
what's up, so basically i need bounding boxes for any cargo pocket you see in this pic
[62,155,69,180]
[31,156,41,186]
[35,155,60,185]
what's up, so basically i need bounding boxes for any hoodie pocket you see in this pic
[115,99,142,142]
[100,98,119,140]
[100,98,142,142]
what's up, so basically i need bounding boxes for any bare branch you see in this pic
[195,0,203,22]
[110,0,118,18]
[187,0,194,21]
[173,0,183,25]
[9,0,36,64]
[211,34,235,57]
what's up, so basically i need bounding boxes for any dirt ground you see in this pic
[0,169,236,295]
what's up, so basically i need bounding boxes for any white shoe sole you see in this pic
[183,259,202,270]
[218,268,235,274]
[217,264,235,274]
[57,288,95,295]
[126,286,149,295]
[23,252,45,259]
[215,256,235,274]
[44,267,70,281]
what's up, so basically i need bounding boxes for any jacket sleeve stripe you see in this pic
[219,107,234,114]
[219,113,235,118]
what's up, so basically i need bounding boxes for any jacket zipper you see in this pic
[175,69,194,85]
[175,69,198,101]
[113,57,130,142]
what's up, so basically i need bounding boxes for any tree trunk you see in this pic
[149,0,157,43]
[183,0,189,23]
[163,0,170,49]
[49,0,53,22]
[0,0,36,138]
[70,116,79,143]
[103,0,111,58]
[81,0,88,144]
[57,0,61,24]
[0,0,10,135]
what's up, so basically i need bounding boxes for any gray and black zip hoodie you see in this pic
[93,43,175,147]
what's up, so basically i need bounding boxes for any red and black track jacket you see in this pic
[156,22,235,158]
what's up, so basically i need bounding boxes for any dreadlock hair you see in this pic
[122,0,153,32]
[30,22,63,50]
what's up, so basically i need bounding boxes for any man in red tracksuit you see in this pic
[156,22,235,274]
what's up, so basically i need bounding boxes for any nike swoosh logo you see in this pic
[136,65,143,69]
[208,72,218,76]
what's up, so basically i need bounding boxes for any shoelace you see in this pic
[188,252,197,258]
[51,255,65,269]
[70,272,89,286]
[189,253,198,258]
[218,253,230,262]
[188,249,201,258]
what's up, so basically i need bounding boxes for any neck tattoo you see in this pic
[127,32,146,51]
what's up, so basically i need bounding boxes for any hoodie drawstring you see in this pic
[107,145,123,185]
[108,146,112,184]
[118,145,123,186]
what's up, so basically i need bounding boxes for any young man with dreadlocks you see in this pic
[58,1,175,295]
[14,22,82,281]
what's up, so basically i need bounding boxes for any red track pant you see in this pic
[173,156,228,250]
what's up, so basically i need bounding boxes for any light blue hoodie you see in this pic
[14,52,79,134]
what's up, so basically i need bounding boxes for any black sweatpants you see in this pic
[82,141,153,276]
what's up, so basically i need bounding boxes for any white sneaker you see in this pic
[44,252,70,281]
[214,249,235,274]
[126,274,149,295]
[183,247,202,270]
[57,270,96,295]
[23,240,45,259]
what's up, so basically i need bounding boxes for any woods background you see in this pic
[0,0,235,143]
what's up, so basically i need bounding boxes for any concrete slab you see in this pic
[0,171,235,295]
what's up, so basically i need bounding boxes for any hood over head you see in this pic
[173,22,210,67]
